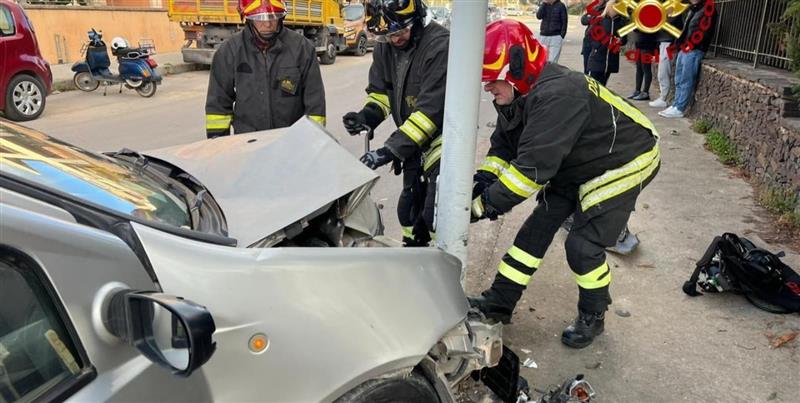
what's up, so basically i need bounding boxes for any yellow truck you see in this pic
[168,0,347,65]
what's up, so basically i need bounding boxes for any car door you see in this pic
[0,3,12,105]
[0,200,214,402]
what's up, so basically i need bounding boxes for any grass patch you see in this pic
[692,118,712,134]
[758,187,800,227]
[705,128,740,166]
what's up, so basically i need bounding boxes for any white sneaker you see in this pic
[649,98,667,108]
[658,107,684,118]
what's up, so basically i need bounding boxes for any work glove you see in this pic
[472,171,497,199]
[360,147,396,170]
[471,191,502,222]
[343,104,385,137]
[343,111,369,135]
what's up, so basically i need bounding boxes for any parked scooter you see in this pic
[71,28,161,97]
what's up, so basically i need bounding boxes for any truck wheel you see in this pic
[4,74,46,121]
[354,34,368,56]
[336,371,439,403]
[320,41,337,65]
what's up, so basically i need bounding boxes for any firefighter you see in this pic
[470,20,660,348]
[205,0,326,138]
[342,0,448,247]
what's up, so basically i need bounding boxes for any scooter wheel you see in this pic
[73,72,99,92]
[135,82,157,98]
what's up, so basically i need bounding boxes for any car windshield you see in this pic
[0,122,192,229]
[343,4,363,21]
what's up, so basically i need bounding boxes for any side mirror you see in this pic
[105,291,216,377]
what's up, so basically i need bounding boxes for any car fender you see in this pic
[132,222,468,402]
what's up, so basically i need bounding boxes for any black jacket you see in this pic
[635,31,658,51]
[676,1,717,52]
[587,15,627,73]
[537,0,568,38]
[205,27,325,137]
[363,22,449,172]
[655,14,686,42]
[478,64,659,216]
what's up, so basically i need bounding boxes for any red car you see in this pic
[0,0,52,121]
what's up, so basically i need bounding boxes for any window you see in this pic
[0,249,88,402]
[0,6,14,36]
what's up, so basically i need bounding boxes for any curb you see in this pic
[51,63,207,93]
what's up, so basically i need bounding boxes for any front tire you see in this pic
[336,371,439,403]
[354,34,368,56]
[135,82,157,98]
[74,72,99,92]
[4,74,46,121]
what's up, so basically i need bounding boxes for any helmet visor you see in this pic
[374,25,411,43]
[245,11,286,21]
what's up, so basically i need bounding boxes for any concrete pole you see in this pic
[435,0,488,285]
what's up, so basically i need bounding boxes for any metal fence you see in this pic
[711,0,799,70]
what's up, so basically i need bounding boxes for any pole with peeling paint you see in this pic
[435,0,488,286]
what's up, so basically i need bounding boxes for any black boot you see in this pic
[468,289,515,324]
[468,274,526,324]
[561,310,605,349]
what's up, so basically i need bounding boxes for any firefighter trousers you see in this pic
[491,185,636,313]
[398,162,438,246]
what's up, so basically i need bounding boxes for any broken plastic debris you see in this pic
[522,358,538,368]
[521,348,532,354]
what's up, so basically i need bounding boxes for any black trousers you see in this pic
[397,163,438,246]
[635,57,653,93]
[492,186,635,313]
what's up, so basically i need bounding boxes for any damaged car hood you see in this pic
[144,118,378,247]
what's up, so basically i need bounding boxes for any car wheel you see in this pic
[336,371,439,403]
[4,74,46,121]
[74,72,100,92]
[354,35,368,56]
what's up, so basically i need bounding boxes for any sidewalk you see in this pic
[49,52,202,92]
[464,18,800,402]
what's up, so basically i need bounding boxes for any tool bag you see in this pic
[683,233,800,313]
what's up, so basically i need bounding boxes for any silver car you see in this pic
[0,118,527,402]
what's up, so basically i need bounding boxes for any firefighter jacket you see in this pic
[478,63,660,217]
[362,22,449,173]
[205,26,326,138]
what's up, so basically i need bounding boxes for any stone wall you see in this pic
[688,58,800,197]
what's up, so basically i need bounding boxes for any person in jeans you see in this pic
[586,0,626,85]
[659,0,716,118]
[649,13,684,108]
[629,31,657,101]
[537,0,567,63]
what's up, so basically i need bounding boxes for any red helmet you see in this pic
[482,19,547,95]
[238,0,287,20]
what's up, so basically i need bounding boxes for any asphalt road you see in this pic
[26,52,499,241]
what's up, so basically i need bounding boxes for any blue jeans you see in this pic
[672,50,705,112]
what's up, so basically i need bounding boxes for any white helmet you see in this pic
[111,37,129,50]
